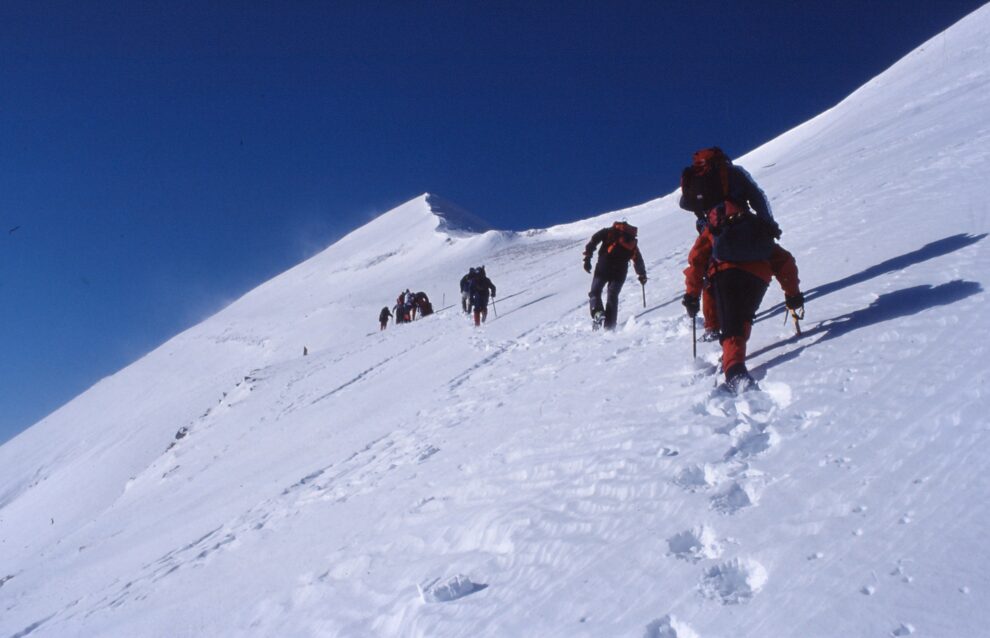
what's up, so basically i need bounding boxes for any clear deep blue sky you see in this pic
[0,1,983,442]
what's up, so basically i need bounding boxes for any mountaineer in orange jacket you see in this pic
[683,227,803,391]
[679,148,804,392]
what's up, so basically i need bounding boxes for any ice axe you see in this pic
[784,306,804,335]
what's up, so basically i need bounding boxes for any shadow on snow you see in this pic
[752,279,984,377]
[757,233,987,322]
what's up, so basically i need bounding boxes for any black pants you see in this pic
[471,293,489,312]
[589,275,625,330]
[712,268,768,339]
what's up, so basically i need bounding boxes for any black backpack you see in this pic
[680,147,731,215]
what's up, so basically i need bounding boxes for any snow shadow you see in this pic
[432,303,459,314]
[636,293,681,319]
[496,293,557,319]
[493,289,530,304]
[757,233,987,321]
[752,279,983,375]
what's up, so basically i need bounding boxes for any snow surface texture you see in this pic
[2,7,989,638]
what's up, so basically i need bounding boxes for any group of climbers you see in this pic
[579,147,805,393]
[379,289,433,330]
[377,268,496,331]
[374,147,805,394]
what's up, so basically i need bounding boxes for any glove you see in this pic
[785,292,804,310]
[638,275,648,285]
[682,294,700,318]
[583,258,592,273]
[764,219,782,240]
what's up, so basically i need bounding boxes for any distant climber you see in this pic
[403,289,416,321]
[379,306,392,330]
[394,292,408,324]
[679,147,803,392]
[468,266,496,326]
[414,291,434,317]
[460,268,476,314]
[582,221,647,330]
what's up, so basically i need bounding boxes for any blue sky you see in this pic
[0,0,983,442]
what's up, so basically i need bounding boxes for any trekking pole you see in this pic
[490,296,497,318]
[692,316,697,359]
[641,282,646,308]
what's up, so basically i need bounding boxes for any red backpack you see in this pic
[605,221,638,254]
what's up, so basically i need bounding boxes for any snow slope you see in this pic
[2,6,989,637]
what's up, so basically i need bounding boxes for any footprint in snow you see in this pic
[418,574,487,603]
[724,426,779,460]
[674,464,726,492]
[417,445,440,462]
[711,480,760,514]
[667,525,723,562]
[890,563,914,584]
[643,614,700,638]
[697,381,791,419]
[699,557,768,604]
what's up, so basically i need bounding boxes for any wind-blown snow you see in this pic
[426,193,493,235]
[2,6,989,638]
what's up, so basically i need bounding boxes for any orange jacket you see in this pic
[684,228,800,297]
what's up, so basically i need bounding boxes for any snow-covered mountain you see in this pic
[2,6,989,637]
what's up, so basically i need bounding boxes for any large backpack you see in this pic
[604,221,638,255]
[680,147,731,215]
[684,147,775,262]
